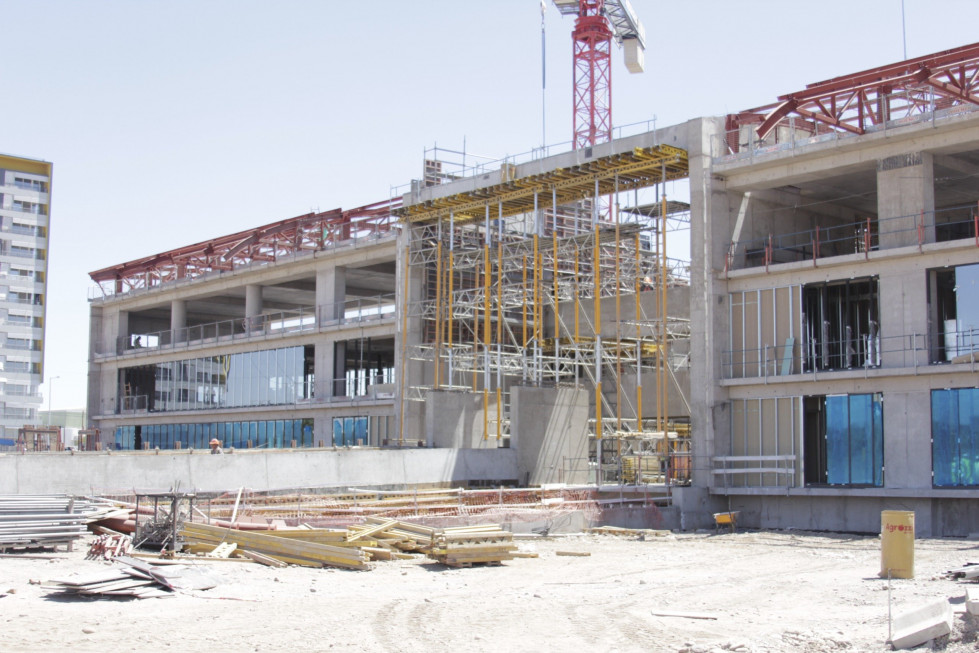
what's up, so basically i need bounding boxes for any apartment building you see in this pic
[689,44,979,536]
[0,154,51,441]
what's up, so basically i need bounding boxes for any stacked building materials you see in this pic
[0,494,117,551]
[426,524,517,567]
[43,555,217,599]
[179,522,370,570]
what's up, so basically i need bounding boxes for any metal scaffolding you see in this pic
[397,145,692,482]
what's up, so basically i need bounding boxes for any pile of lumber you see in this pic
[43,555,216,599]
[427,525,517,567]
[179,522,370,570]
[0,494,119,551]
[176,517,517,569]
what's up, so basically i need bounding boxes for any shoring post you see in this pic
[398,244,410,447]
[434,238,443,389]
[635,233,643,435]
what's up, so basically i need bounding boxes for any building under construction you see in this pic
[69,40,979,537]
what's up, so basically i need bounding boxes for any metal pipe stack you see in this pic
[0,494,113,550]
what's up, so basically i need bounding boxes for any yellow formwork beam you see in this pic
[397,145,688,225]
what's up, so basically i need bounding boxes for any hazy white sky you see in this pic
[3,0,979,409]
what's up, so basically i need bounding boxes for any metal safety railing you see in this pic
[724,204,979,275]
[110,306,317,356]
[723,327,979,380]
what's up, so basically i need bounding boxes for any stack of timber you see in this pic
[427,524,517,567]
[179,522,370,570]
[0,494,118,551]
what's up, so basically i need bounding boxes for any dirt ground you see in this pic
[1,529,977,653]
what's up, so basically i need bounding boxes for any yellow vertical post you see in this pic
[497,233,503,441]
[574,247,580,343]
[399,245,410,447]
[635,234,642,434]
[484,243,490,440]
[473,260,480,392]
[522,255,528,349]
[594,224,602,441]
[660,194,670,436]
[434,240,443,390]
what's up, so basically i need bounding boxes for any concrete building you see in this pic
[0,154,51,443]
[688,43,979,537]
[83,40,979,536]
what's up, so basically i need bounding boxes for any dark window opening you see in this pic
[802,277,880,371]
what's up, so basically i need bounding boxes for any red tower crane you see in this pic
[553,0,646,149]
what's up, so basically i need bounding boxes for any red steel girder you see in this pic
[740,41,979,141]
[90,197,401,294]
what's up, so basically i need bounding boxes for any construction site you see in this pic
[4,1,979,651]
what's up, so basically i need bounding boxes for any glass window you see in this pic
[932,388,979,486]
[805,393,883,486]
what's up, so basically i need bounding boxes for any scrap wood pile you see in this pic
[86,531,133,560]
[0,494,121,551]
[175,516,517,569]
[43,555,217,599]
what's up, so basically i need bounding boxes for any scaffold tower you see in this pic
[397,144,691,484]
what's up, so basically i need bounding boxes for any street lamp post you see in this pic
[46,376,60,427]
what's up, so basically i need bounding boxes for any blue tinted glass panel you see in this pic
[825,395,850,485]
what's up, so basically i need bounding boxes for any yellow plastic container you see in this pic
[880,510,914,579]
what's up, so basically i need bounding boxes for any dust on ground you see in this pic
[2,530,977,652]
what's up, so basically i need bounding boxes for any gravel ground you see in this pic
[1,529,977,652]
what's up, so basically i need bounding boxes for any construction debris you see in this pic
[86,532,132,560]
[556,550,591,557]
[588,525,672,538]
[946,563,979,581]
[966,587,979,616]
[43,555,217,599]
[888,599,953,650]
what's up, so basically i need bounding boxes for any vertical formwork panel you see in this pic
[730,399,746,489]
[774,286,792,375]
[730,292,744,378]
[760,290,776,377]
[745,398,761,487]
[776,396,796,486]
[761,398,777,486]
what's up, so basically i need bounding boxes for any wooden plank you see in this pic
[236,549,287,568]
[206,542,237,558]
[556,551,591,557]
[347,519,398,542]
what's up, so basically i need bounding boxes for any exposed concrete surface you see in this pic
[889,599,953,650]
[511,386,589,486]
[966,587,979,616]
[0,448,518,495]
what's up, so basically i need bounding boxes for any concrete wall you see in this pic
[0,447,518,495]
[725,494,979,538]
[510,385,589,486]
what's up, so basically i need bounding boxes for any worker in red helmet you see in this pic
[209,438,223,455]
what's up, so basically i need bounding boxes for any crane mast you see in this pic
[553,0,645,149]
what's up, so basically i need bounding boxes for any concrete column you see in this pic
[877,152,935,249]
[244,284,263,333]
[395,231,428,442]
[879,266,930,367]
[315,265,346,323]
[114,310,129,354]
[171,299,186,343]
[688,117,733,489]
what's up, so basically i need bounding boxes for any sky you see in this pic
[3,0,979,410]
